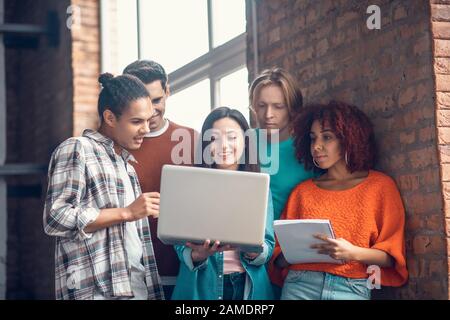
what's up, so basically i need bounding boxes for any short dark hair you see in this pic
[197,107,260,173]
[123,60,168,90]
[293,101,377,173]
[97,72,150,122]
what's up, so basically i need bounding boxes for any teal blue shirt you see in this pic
[256,129,316,220]
[171,193,275,300]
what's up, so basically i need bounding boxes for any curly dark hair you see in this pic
[293,101,377,173]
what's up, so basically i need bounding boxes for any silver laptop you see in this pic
[157,165,270,252]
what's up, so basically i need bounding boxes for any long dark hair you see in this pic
[197,107,260,173]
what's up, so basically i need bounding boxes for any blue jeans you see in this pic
[281,270,371,300]
[223,272,246,300]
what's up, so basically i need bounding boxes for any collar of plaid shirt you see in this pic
[83,129,138,164]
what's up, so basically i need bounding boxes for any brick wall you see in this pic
[4,0,100,299]
[431,0,450,300]
[5,0,73,299]
[247,0,448,299]
[71,0,100,136]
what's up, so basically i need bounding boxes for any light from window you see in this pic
[139,0,209,73]
[165,79,211,132]
[218,68,249,124]
[211,0,246,48]
[116,0,138,73]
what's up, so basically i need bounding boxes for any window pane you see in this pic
[116,0,138,73]
[165,79,211,132]
[219,68,249,123]
[211,0,246,47]
[139,0,209,73]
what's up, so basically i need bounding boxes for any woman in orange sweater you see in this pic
[269,101,408,300]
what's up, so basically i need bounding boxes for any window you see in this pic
[101,0,248,132]
[218,67,249,123]
[165,79,211,132]
[100,0,139,74]
[211,0,246,48]
[138,0,209,74]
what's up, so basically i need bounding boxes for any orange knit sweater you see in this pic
[269,170,408,287]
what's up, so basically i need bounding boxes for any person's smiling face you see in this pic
[108,97,153,151]
[209,117,245,170]
[145,80,169,131]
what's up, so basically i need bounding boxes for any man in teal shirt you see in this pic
[249,67,316,299]
[258,131,316,220]
[250,67,316,220]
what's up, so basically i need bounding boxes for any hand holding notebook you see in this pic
[273,219,344,264]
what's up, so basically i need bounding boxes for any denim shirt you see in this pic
[171,193,275,300]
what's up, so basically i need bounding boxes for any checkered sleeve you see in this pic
[43,138,100,241]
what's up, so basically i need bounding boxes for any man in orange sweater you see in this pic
[123,60,198,299]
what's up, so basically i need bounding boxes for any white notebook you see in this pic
[273,219,343,264]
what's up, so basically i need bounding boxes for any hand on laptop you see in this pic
[125,192,160,221]
[187,240,233,263]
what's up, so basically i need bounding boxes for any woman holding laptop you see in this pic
[171,107,275,300]
[270,101,408,300]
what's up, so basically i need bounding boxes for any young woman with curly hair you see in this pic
[269,101,408,300]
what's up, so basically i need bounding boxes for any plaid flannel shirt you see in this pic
[43,129,164,300]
